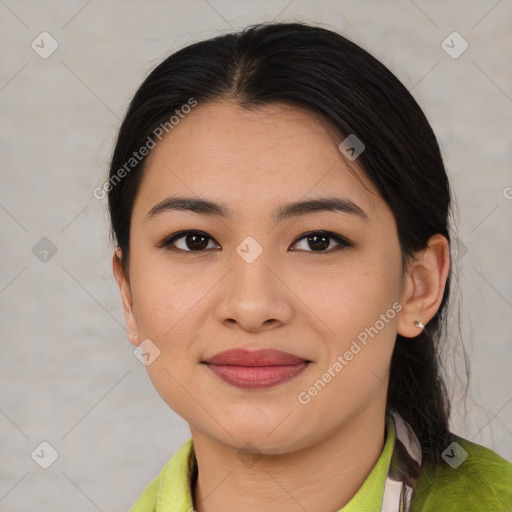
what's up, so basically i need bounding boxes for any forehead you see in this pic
[133,101,386,223]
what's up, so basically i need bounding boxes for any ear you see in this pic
[397,234,451,338]
[112,247,140,346]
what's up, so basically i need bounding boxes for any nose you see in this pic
[215,247,294,333]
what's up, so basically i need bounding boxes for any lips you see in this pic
[203,348,308,366]
[202,349,310,389]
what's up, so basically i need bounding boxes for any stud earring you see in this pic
[414,320,424,329]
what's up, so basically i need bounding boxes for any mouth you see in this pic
[202,349,311,389]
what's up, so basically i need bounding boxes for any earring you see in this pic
[414,320,424,329]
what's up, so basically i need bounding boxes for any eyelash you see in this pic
[156,230,354,254]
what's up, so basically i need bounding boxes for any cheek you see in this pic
[132,269,205,413]
[130,257,207,342]
[293,253,401,340]
[298,276,400,420]
[302,255,402,406]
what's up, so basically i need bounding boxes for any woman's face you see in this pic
[116,100,409,453]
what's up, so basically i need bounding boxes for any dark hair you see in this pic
[107,21,458,468]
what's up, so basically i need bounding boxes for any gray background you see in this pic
[1,0,511,510]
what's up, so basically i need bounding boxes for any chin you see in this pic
[211,418,314,455]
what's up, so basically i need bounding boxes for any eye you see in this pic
[290,231,353,252]
[157,230,220,252]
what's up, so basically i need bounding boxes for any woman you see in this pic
[107,22,512,512]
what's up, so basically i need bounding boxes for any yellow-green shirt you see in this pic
[130,416,512,511]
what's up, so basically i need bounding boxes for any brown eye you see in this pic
[290,231,353,252]
[182,233,209,250]
[158,231,220,252]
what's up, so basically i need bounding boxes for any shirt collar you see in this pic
[154,414,397,512]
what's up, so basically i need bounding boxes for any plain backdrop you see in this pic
[1,1,511,510]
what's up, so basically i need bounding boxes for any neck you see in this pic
[190,402,387,512]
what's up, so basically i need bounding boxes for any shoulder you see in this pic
[129,475,159,512]
[412,435,512,512]
[129,438,195,512]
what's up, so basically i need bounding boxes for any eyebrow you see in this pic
[145,196,368,223]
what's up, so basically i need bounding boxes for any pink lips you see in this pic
[203,349,310,389]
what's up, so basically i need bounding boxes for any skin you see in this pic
[113,100,450,512]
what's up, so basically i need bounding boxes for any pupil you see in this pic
[187,234,208,250]
[309,234,328,251]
